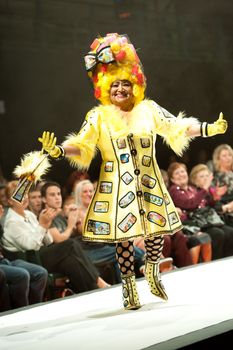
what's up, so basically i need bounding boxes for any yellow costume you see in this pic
[38,32,227,310]
[62,100,199,242]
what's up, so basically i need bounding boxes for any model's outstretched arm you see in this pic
[38,131,80,158]
[187,112,228,137]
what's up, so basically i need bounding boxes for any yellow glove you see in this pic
[38,131,64,159]
[201,112,228,137]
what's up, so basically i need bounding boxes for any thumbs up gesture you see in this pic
[207,112,228,137]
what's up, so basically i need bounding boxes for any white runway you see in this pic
[0,257,233,350]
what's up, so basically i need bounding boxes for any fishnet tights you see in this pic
[144,235,164,263]
[116,235,164,275]
[116,241,135,275]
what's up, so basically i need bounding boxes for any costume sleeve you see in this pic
[149,100,200,156]
[62,108,100,170]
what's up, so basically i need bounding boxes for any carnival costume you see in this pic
[37,33,227,310]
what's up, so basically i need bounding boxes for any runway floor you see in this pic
[0,257,233,350]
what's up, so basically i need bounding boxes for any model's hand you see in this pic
[38,131,62,158]
[207,113,228,136]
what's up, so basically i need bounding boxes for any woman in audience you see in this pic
[210,144,233,225]
[159,168,202,265]
[168,162,233,260]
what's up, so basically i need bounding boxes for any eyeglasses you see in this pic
[84,46,115,71]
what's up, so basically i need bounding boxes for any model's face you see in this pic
[110,80,134,111]
[43,186,62,209]
[171,166,188,187]
[80,183,94,207]
[28,191,42,214]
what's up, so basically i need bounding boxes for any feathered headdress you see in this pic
[84,33,146,105]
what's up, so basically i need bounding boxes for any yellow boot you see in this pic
[145,260,168,300]
[121,273,141,310]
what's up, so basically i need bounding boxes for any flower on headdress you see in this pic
[132,64,139,75]
[131,64,144,85]
[94,87,101,99]
[92,74,98,84]
[137,73,144,85]
[101,64,108,73]
[115,50,126,61]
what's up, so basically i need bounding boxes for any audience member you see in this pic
[40,180,110,287]
[159,169,195,266]
[0,204,48,311]
[168,162,233,260]
[28,184,43,218]
[62,170,90,197]
[210,144,233,226]
[2,181,108,293]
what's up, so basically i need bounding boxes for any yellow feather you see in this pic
[13,151,51,181]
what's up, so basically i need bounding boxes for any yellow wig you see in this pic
[84,33,146,105]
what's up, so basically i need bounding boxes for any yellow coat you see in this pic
[63,100,199,242]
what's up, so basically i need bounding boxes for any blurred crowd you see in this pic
[1,143,233,312]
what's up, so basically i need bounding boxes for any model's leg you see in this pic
[144,235,168,300]
[116,241,141,310]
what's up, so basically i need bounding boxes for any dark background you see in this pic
[0,0,232,185]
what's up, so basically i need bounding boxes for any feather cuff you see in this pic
[62,133,97,170]
[163,113,199,156]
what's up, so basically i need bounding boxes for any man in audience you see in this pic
[28,185,43,218]
[41,181,145,283]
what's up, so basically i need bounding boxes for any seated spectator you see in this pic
[40,180,110,287]
[168,162,233,260]
[27,184,43,218]
[72,180,146,281]
[0,204,48,311]
[160,168,200,266]
[2,180,109,294]
[0,251,48,311]
[210,144,233,226]
[62,170,90,197]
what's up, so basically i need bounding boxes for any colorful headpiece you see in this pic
[84,33,146,105]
